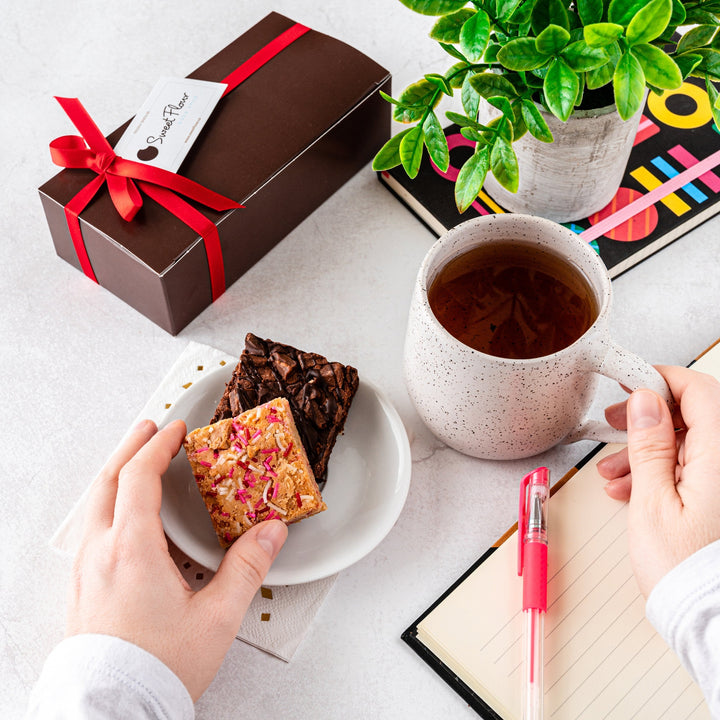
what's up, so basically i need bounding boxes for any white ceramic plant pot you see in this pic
[479,96,646,223]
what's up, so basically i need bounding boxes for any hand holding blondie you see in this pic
[66,418,287,701]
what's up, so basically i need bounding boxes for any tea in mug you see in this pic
[428,241,598,359]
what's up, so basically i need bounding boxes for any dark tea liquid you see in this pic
[428,242,598,359]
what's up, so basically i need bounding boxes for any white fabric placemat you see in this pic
[51,340,336,662]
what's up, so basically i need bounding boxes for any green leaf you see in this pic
[521,99,554,141]
[496,0,524,21]
[531,0,570,34]
[487,95,515,124]
[584,22,625,47]
[613,50,646,119]
[462,72,482,118]
[525,71,546,89]
[626,0,672,45]
[547,0,571,30]
[669,0,686,26]
[490,136,520,192]
[699,49,720,79]
[446,62,472,88]
[575,71,586,106]
[508,0,534,24]
[674,52,704,79]
[439,41,469,61]
[455,146,490,211]
[460,9,491,62]
[631,44,682,88]
[676,25,718,54]
[452,112,495,135]
[445,110,481,127]
[379,90,404,106]
[397,0,469,16]
[423,112,450,171]
[567,13,583,32]
[491,114,514,143]
[484,42,501,63]
[608,0,647,26]
[711,78,720,108]
[562,40,609,72]
[543,57,580,121]
[425,73,454,95]
[460,126,488,143]
[685,9,720,25]
[468,71,519,98]
[577,0,603,25]
[510,99,528,141]
[394,79,440,122]
[707,76,720,128]
[399,126,425,178]
[430,8,476,42]
[498,37,550,70]
[536,24,571,55]
[586,60,615,88]
[372,128,413,171]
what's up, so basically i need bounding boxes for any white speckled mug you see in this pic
[404,214,671,460]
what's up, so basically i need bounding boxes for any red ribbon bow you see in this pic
[49,21,310,302]
[49,96,241,300]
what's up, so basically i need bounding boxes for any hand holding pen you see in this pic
[518,467,550,720]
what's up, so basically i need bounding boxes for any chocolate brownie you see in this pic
[212,333,359,483]
[185,397,326,549]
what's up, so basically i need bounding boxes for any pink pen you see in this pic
[518,467,550,720]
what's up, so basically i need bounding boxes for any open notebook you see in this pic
[404,340,720,719]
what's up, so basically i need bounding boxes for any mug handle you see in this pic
[564,344,674,444]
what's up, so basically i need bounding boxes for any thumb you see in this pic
[626,389,678,507]
[204,520,288,618]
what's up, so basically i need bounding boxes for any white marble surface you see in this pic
[2,1,719,718]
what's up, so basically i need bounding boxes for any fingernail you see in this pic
[134,419,154,432]
[628,390,662,429]
[256,520,287,559]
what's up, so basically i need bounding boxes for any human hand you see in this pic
[66,419,287,701]
[596,365,720,597]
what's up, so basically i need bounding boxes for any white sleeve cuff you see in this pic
[25,634,194,720]
[646,538,720,715]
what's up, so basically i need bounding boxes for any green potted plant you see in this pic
[373,0,720,220]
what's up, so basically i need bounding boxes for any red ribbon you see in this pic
[49,22,310,301]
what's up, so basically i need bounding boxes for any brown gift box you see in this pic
[39,13,391,334]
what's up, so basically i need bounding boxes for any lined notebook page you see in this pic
[417,345,720,720]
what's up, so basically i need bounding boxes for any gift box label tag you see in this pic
[114,77,227,173]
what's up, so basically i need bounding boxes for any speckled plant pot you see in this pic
[404,214,671,460]
[479,96,646,223]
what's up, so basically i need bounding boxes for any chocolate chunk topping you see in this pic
[211,333,359,484]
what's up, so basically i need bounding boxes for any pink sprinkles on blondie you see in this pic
[184,397,326,549]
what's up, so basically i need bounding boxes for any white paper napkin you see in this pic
[51,340,336,662]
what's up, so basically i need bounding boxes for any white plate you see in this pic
[160,364,411,585]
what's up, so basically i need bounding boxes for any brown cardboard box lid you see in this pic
[39,12,390,276]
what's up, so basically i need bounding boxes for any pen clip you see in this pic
[518,473,531,577]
